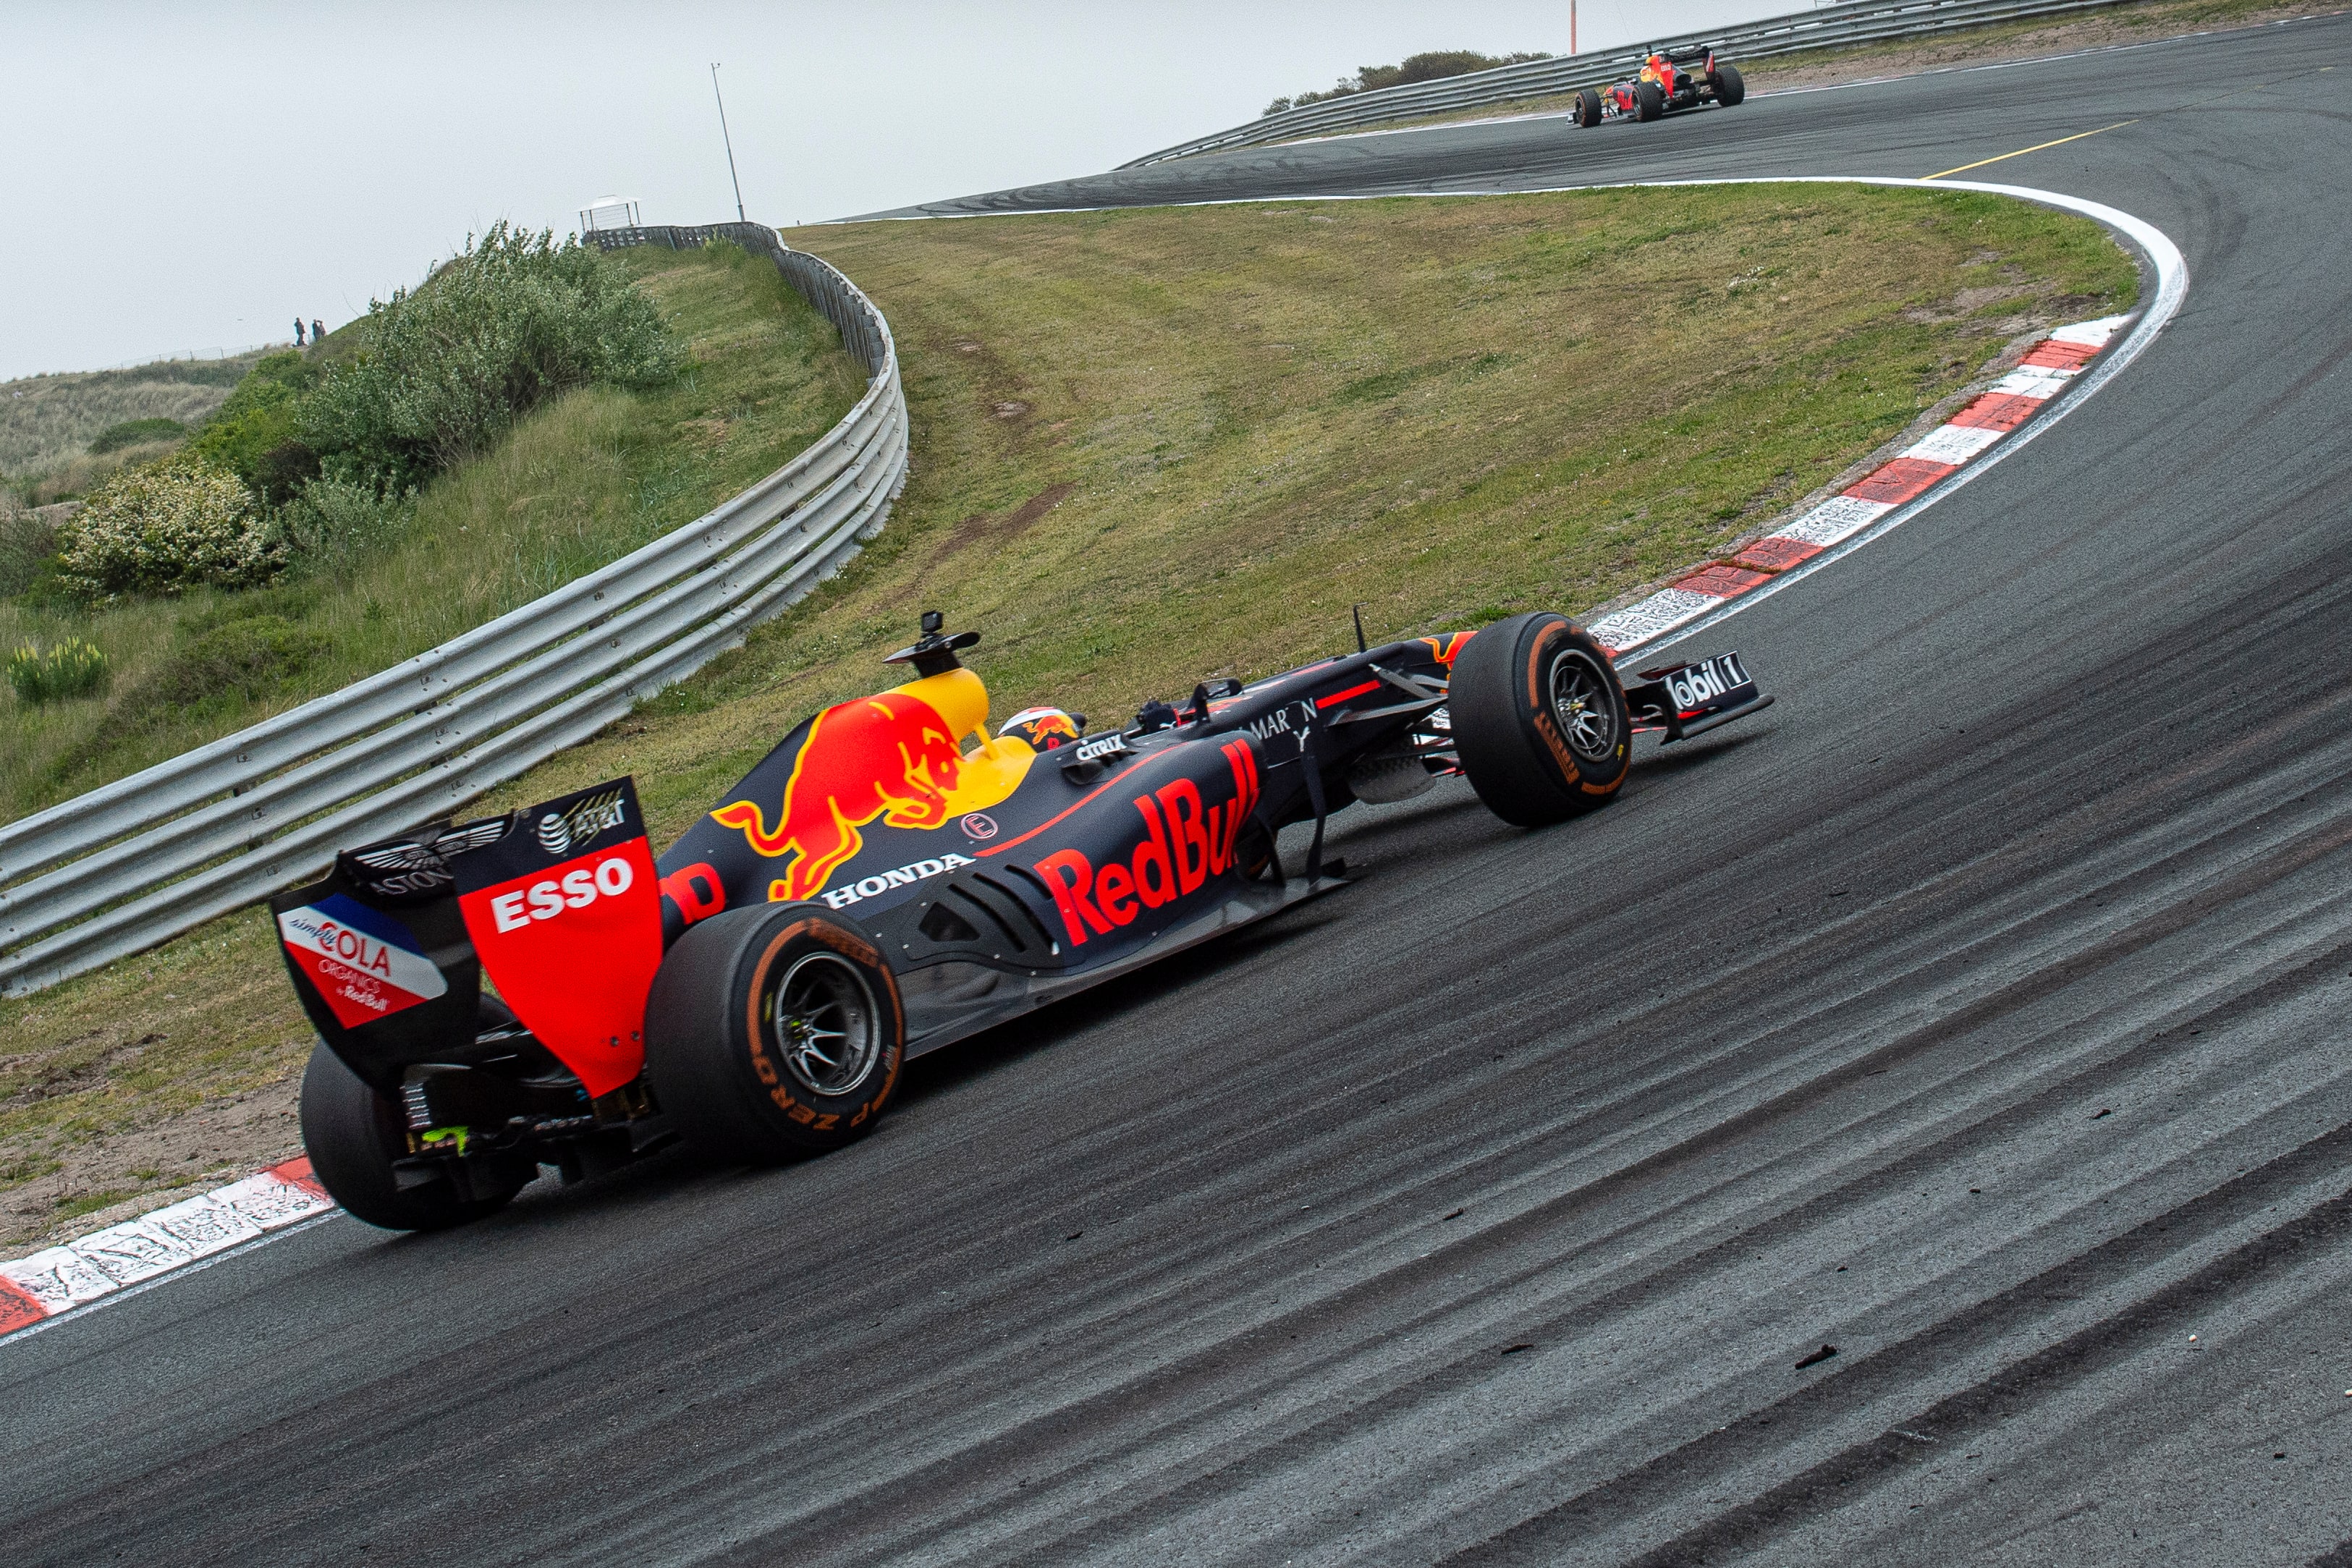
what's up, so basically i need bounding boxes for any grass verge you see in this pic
[0,242,866,822]
[0,184,2136,1250]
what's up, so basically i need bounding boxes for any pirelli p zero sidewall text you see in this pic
[644,903,907,1163]
[1450,611,1631,827]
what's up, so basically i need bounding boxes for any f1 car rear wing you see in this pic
[270,779,665,1098]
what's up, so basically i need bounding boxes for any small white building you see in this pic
[579,196,640,234]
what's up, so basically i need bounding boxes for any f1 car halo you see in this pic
[273,609,1772,1229]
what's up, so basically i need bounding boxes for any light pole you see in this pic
[1571,1,1578,56]
[710,62,745,223]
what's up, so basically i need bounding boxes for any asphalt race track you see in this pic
[9,17,2352,1565]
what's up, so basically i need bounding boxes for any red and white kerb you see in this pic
[0,1158,334,1336]
[1587,315,2128,655]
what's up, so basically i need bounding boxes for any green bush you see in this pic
[6,637,111,704]
[279,474,411,582]
[0,503,59,596]
[185,351,317,504]
[148,612,327,705]
[56,461,282,599]
[88,418,188,454]
[304,221,683,489]
[1269,48,1549,114]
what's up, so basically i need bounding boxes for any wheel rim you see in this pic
[1548,648,1619,764]
[769,953,881,1098]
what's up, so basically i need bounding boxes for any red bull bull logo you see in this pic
[1416,631,1474,666]
[1001,706,1083,752]
[710,691,967,902]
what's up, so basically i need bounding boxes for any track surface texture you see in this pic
[10,19,2352,1567]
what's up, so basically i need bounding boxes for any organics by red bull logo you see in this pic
[275,894,448,1029]
[709,691,966,902]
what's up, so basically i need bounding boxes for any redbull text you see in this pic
[659,861,727,928]
[1030,740,1261,947]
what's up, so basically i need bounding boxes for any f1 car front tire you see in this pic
[645,902,907,1164]
[298,1041,528,1231]
[1712,64,1746,106]
[1575,88,1604,128]
[1635,80,1666,121]
[1450,612,1631,826]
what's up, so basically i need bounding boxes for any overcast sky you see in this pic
[4,1,1801,382]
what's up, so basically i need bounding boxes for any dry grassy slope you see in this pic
[0,185,2135,1253]
[0,355,263,480]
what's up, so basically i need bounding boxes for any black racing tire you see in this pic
[1450,612,1631,827]
[644,902,906,1164]
[298,1041,525,1231]
[1635,80,1666,122]
[1575,88,1604,128]
[1712,63,1746,106]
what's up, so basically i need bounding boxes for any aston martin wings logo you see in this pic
[350,841,443,873]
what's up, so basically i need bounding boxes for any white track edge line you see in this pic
[1247,19,2261,153]
[827,174,2189,664]
[0,1210,339,1350]
[844,13,2338,220]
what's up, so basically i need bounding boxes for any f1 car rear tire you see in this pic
[1575,88,1604,128]
[1450,612,1631,826]
[1635,80,1666,122]
[645,902,906,1164]
[298,1041,528,1231]
[1712,64,1746,106]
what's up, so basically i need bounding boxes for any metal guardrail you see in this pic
[0,223,908,997]
[1125,0,2140,166]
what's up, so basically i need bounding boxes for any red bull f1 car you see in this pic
[272,611,1772,1229]
[1574,48,1746,127]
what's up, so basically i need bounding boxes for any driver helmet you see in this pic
[999,705,1086,751]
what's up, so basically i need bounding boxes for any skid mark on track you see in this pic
[1465,1164,2352,1565]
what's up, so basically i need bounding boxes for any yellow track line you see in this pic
[1923,119,2139,180]
[1926,66,2340,181]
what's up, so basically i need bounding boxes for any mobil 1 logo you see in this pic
[1665,651,1756,716]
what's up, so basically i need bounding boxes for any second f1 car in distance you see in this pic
[272,609,1773,1230]
[1575,48,1746,127]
